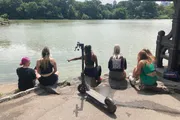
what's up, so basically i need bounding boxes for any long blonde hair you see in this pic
[142,48,155,62]
[40,47,50,70]
[113,44,121,59]
[138,50,152,63]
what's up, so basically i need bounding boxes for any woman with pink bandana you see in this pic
[16,57,36,91]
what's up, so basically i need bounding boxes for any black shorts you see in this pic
[18,81,35,91]
[84,66,102,79]
[38,74,58,86]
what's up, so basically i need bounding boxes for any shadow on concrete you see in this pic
[34,88,50,96]
[170,93,180,102]
[161,83,180,102]
[74,95,85,117]
[108,78,128,90]
[130,85,172,95]
[156,69,180,101]
[86,98,117,119]
[95,82,116,99]
[115,100,180,116]
[34,83,70,96]
[127,78,173,95]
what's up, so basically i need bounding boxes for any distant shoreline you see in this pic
[9,18,172,21]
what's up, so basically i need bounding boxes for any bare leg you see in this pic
[132,67,137,78]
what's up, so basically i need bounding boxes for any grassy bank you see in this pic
[0,17,10,25]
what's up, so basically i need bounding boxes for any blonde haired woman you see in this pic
[130,50,171,93]
[108,44,127,81]
[36,47,59,86]
[142,48,156,63]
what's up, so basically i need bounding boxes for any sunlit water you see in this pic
[0,20,172,83]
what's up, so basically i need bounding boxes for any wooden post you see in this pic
[156,31,165,68]
[168,0,180,71]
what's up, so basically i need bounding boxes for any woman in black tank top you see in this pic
[36,47,59,86]
[68,45,102,84]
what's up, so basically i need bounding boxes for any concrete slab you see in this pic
[0,79,180,120]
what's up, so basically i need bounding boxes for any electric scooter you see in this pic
[75,42,117,114]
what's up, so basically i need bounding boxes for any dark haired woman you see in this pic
[68,45,102,85]
[36,47,59,86]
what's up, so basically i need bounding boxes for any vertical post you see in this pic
[156,31,165,67]
[168,0,180,71]
[81,44,85,85]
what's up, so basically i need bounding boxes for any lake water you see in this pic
[0,20,172,83]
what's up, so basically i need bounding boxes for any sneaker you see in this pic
[129,75,136,88]
[129,79,135,88]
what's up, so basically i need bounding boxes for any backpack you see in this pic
[111,56,125,70]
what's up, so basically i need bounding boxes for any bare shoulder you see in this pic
[50,58,56,64]
[37,58,42,63]
[92,53,97,58]
[139,60,146,65]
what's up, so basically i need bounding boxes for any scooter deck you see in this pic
[86,89,105,104]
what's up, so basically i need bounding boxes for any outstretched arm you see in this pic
[67,56,82,62]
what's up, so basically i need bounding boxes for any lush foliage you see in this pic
[0,0,174,19]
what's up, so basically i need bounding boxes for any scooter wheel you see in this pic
[77,84,86,94]
[105,97,117,114]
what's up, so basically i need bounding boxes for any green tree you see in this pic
[0,13,9,20]
[102,9,112,19]
[0,0,175,19]
[67,4,78,19]
[164,3,174,18]
[112,7,126,19]
[81,13,90,19]
[140,2,158,19]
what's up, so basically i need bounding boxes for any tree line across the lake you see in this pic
[0,0,174,20]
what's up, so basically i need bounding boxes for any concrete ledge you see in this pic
[0,87,39,104]
[0,81,70,104]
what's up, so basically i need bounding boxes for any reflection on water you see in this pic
[0,40,11,48]
[0,20,172,83]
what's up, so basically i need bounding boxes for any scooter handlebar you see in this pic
[75,42,84,51]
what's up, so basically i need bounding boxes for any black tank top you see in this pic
[85,54,95,66]
[40,61,54,74]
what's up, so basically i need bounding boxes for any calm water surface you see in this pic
[0,20,172,83]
